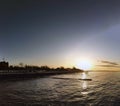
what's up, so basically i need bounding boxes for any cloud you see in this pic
[96,65,120,68]
[96,60,119,68]
[100,60,118,65]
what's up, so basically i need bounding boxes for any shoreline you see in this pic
[0,70,83,79]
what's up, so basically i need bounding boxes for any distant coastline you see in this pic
[0,70,83,78]
[0,60,83,78]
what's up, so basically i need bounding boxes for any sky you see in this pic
[1,0,120,70]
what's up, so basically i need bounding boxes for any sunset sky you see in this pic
[1,0,120,70]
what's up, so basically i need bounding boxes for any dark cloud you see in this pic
[96,65,120,68]
[96,60,119,68]
[100,60,118,65]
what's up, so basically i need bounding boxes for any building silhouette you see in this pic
[0,61,9,70]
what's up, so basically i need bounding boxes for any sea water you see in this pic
[0,72,119,106]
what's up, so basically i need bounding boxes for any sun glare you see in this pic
[76,59,93,71]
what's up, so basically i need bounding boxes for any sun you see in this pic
[76,59,93,71]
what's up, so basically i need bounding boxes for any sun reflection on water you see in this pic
[81,72,87,79]
[82,81,88,89]
[81,72,89,95]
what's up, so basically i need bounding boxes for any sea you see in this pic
[0,72,120,106]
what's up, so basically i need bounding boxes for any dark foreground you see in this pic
[0,72,119,106]
[0,70,82,79]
